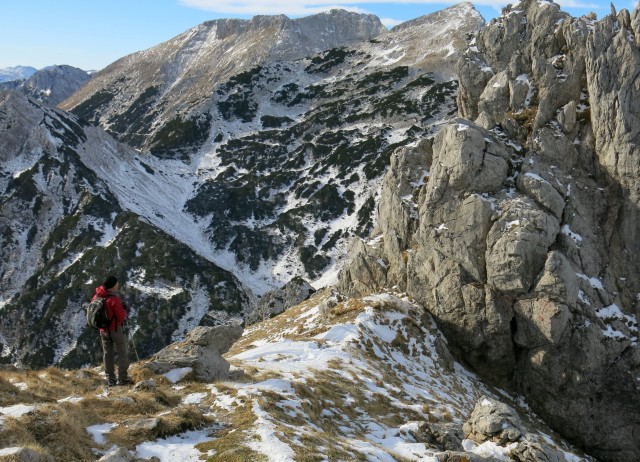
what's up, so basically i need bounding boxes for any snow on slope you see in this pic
[59,5,479,297]
[210,292,586,461]
[99,291,587,461]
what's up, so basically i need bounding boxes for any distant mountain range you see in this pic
[0,65,90,106]
[0,65,37,83]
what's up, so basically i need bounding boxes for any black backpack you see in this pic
[86,295,112,329]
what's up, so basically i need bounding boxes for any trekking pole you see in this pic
[130,334,140,362]
[124,319,140,362]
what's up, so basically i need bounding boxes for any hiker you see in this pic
[92,275,133,386]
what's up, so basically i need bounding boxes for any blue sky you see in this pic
[0,0,634,70]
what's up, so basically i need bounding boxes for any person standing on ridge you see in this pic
[92,275,133,386]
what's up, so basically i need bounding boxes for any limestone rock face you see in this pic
[145,325,243,381]
[339,1,640,460]
[246,277,315,324]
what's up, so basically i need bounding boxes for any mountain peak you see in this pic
[392,2,484,32]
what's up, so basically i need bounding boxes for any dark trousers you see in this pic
[100,326,130,382]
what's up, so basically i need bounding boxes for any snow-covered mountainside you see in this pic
[0,65,36,83]
[0,90,250,368]
[0,65,91,106]
[0,291,593,462]
[59,9,388,154]
[0,5,482,369]
[59,4,482,296]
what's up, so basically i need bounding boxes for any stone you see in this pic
[427,121,509,197]
[510,441,566,462]
[145,325,243,382]
[485,200,560,295]
[337,237,387,297]
[123,417,160,431]
[533,251,579,308]
[509,77,532,113]
[558,101,577,133]
[133,379,157,391]
[412,421,463,451]
[516,172,565,220]
[476,70,510,128]
[463,397,523,445]
[426,194,494,282]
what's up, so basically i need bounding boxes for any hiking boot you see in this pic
[117,378,134,386]
[106,378,117,387]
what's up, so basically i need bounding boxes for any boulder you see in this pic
[476,70,510,128]
[412,421,463,451]
[427,121,508,197]
[516,172,565,220]
[123,417,160,431]
[145,325,243,382]
[463,397,523,445]
[337,237,387,297]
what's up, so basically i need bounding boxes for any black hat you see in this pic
[103,275,119,290]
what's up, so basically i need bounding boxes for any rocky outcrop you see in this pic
[145,325,243,381]
[338,1,640,460]
[463,397,568,462]
[246,277,315,325]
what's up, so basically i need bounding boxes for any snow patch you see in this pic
[163,368,193,383]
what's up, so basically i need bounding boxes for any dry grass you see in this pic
[0,290,474,461]
[0,405,100,461]
[0,363,219,461]
[196,402,267,462]
[228,289,333,355]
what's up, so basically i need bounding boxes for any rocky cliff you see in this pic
[338,1,640,460]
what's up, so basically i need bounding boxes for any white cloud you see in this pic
[380,17,404,27]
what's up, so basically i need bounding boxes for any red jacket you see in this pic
[92,286,127,332]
